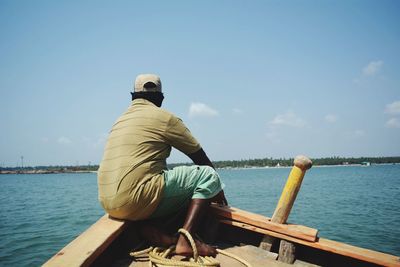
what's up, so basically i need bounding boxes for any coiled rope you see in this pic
[130,228,252,267]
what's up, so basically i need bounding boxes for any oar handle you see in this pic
[271,155,312,224]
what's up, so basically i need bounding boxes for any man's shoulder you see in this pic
[128,104,183,129]
[158,107,178,119]
[132,100,175,117]
[118,100,184,128]
[142,106,177,123]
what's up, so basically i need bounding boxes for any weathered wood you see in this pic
[260,156,312,263]
[279,240,296,264]
[217,245,286,267]
[272,155,312,224]
[45,207,400,267]
[293,259,321,267]
[210,204,318,242]
[220,219,308,245]
[217,245,289,267]
[43,214,129,267]
[130,244,284,267]
[223,220,400,267]
[259,235,275,251]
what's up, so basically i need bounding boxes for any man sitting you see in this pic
[97,74,227,256]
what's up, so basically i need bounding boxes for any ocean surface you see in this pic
[0,164,399,266]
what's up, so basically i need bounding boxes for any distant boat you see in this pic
[361,162,371,166]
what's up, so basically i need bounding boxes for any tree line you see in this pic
[1,156,399,172]
[169,156,400,169]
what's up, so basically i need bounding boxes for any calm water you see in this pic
[0,165,399,266]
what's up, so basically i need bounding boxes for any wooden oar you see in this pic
[259,155,312,263]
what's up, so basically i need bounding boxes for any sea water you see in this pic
[0,164,399,266]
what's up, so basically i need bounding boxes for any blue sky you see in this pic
[0,1,399,167]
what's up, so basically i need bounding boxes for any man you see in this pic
[98,74,227,256]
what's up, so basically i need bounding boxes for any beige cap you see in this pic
[134,74,162,92]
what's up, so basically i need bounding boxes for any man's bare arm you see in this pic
[188,148,214,169]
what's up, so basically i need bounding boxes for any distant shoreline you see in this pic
[0,170,98,175]
[217,162,399,170]
[1,162,399,175]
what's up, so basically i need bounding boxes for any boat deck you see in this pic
[113,244,320,267]
[43,158,400,267]
[44,212,400,267]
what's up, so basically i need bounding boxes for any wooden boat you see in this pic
[44,157,400,267]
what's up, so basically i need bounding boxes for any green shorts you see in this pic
[149,165,225,219]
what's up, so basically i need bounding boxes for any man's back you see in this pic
[98,98,200,220]
[97,74,226,256]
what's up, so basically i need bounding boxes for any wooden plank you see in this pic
[211,204,318,242]
[217,245,290,267]
[129,245,283,267]
[270,158,311,262]
[43,214,129,267]
[222,220,400,267]
[272,156,312,224]
[279,240,296,264]
[220,219,310,245]
[259,235,276,251]
[316,238,400,267]
[293,259,321,267]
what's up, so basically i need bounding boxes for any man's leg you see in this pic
[140,224,178,247]
[141,191,226,256]
[142,166,225,256]
[139,203,188,247]
[175,198,217,256]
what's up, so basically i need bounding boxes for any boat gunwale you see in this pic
[43,209,400,267]
[43,214,129,267]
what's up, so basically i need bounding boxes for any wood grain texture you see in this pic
[211,204,318,242]
[222,220,400,267]
[279,240,296,264]
[43,214,128,267]
[271,166,306,224]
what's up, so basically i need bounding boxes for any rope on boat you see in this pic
[130,228,252,267]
